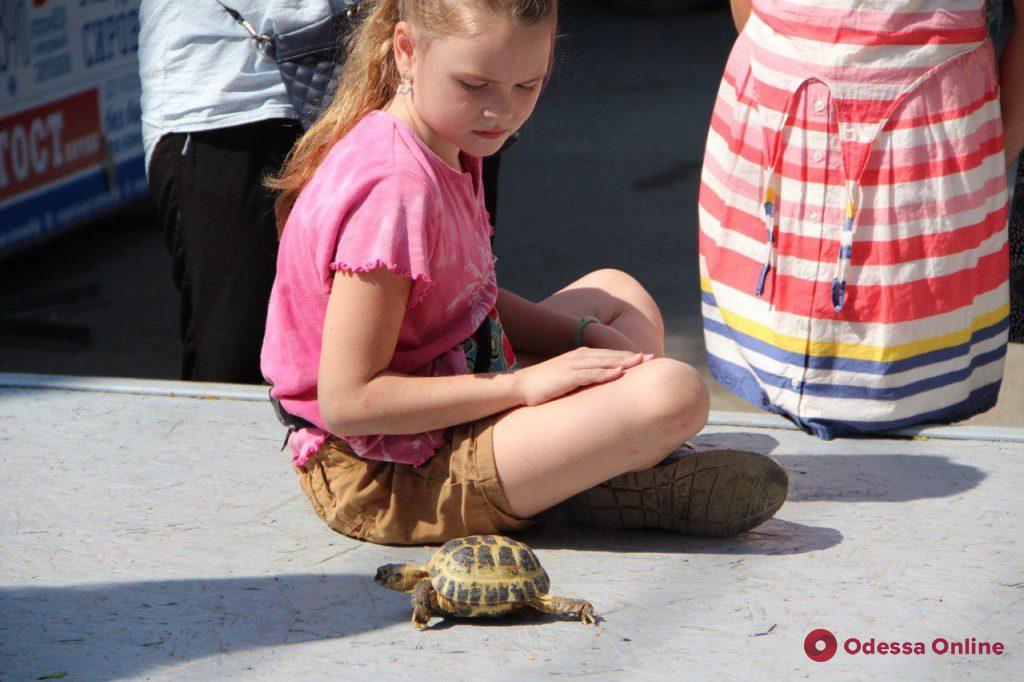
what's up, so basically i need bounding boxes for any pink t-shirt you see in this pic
[260,110,498,468]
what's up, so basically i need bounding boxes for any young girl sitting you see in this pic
[261,0,788,546]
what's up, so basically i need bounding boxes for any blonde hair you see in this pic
[269,0,558,231]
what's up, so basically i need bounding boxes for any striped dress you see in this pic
[699,0,1010,438]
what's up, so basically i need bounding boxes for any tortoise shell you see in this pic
[426,534,550,607]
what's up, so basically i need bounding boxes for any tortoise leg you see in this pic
[529,594,599,625]
[411,579,439,630]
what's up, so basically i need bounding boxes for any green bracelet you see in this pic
[573,316,602,349]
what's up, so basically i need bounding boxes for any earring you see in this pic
[396,79,412,96]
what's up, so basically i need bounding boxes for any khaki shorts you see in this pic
[296,415,540,545]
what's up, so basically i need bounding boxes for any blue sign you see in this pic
[0,0,145,256]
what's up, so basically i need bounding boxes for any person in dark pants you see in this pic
[138,1,346,384]
[147,120,302,383]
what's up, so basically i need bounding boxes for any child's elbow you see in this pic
[319,382,373,435]
[321,408,353,437]
[319,386,356,435]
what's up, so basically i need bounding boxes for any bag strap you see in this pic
[216,1,275,56]
[216,1,361,56]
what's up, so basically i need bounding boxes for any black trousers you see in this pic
[148,118,504,384]
[148,119,303,383]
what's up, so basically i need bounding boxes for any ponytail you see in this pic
[269,0,404,231]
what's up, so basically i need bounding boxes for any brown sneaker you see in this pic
[566,447,789,537]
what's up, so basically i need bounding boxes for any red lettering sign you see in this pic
[0,89,105,202]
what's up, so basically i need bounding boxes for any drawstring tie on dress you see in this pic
[831,179,860,312]
[752,85,795,302]
[754,172,860,313]
[751,98,862,314]
[755,176,777,296]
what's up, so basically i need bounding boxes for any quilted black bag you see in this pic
[218,2,361,129]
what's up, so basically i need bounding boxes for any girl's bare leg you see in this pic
[493,269,710,518]
[494,269,787,527]
[492,357,710,518]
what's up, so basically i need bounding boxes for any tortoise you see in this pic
[374,534,598,629]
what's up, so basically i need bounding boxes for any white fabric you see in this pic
[138,0,345,172]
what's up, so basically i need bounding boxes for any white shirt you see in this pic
[138,0,345,171]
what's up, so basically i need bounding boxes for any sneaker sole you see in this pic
[566,449,789,537]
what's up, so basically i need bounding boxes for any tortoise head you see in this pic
[374,563,427,592]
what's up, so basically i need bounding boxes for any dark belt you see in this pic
[269,389,316,450]
[270,389,316,430]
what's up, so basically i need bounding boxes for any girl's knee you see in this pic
[586,268,664,326]
[615,359,708,472]
[632,358,710,441]
[587,269,653,303]
[586,268,639,289]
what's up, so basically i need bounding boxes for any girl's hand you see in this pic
[513,348,654,407]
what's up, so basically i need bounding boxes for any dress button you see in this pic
[814,99,827,113]
[812,150,824,163]
[809,210,821,222]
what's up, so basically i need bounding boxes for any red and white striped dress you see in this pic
[699,0,1009,438]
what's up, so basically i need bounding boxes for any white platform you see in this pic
[1,376,1022,679]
